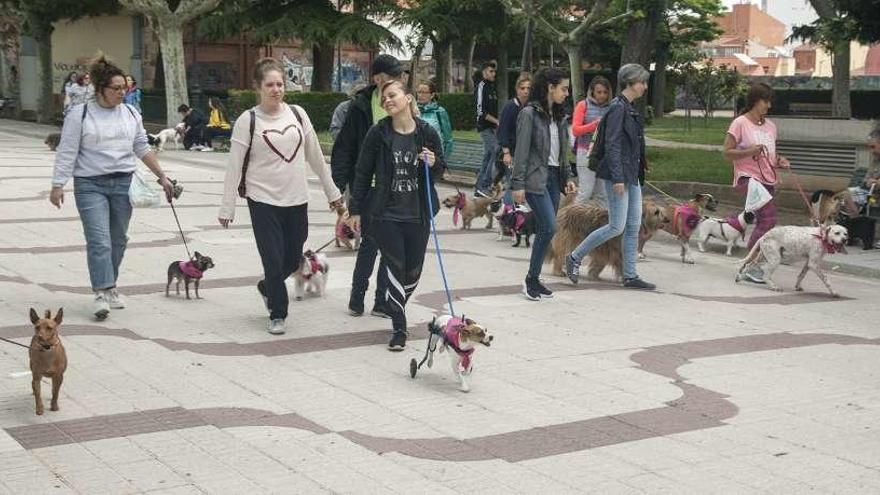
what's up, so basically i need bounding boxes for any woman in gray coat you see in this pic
[563,64,655,290]
[511,67,577,301]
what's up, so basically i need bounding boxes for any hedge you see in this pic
[735,89,880,119]
[435,93,475,131]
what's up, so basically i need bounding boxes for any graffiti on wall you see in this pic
[332,59,367,94]
[282,53,312,91]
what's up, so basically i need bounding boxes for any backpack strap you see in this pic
[289,104,303,126]
[237,109,256,199]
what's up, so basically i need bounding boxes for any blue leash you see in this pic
[422,153,456,317]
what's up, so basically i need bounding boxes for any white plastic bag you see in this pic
[745,177,772,212]
[129,169,161,208]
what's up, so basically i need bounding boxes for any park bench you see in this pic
[446,138,483,174]
[789,102,832,117]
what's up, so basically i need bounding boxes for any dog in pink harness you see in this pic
[292,250,329,300]
[425,314,493,392]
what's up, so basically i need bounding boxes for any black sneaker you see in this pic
[371,304,392,319]
[535,278,554,298]
[564,255,580,285]
[348,292,365,316]
[388,331,407,351]
[257,280,269,312]
[522,277,541,301]
[623,277,656,290]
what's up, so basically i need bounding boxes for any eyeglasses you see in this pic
[106,85,127,92]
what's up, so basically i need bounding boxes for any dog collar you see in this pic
[452,192,467,226]
[813,233,842,254]
[303,255,325,280]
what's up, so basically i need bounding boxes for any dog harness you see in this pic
[452,192,466,226]
[178,260,203,279]
[673,204,702,237]
[722,214,747,241]
[303,253,326,280]
[335,221,357,240]
[439,317,474,371]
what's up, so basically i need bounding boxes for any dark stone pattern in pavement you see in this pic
[5,332,877,462]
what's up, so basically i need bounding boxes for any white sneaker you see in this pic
[200,147,213,152]
[267,319,286,335]
[93,292,110,320]
[107,288,125,309]
[190,145,204,151]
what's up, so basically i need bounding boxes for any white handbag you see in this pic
[129,168,161,208]
[745,177,772,212]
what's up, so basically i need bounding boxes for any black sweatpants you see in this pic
[371,219,430,333]
[248,199,308,320]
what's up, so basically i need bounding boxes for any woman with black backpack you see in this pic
[218,57,342,336]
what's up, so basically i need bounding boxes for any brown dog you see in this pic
[810,189,846,226]
[442,190,497,230]
[28,308,67,416]
[548,201,667,280]
[658,193,719,264]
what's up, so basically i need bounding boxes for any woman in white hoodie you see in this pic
[219,57,342,335]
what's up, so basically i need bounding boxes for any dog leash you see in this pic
[313,237,337,254]
[0,335,30,350]
[168,201,193,261]
[784,167,820,225]
[422,153,456,317]
[644,180,682,205]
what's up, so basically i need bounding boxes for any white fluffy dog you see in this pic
[736,225,849,296]
[292,250,328,300]
[147,124,184,152]
[696,211,756,256]
[425,315,493,392]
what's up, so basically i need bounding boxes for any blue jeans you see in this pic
[74,174,133,291]
[525,168,561,278]
[571,181,642,280]
[475,129,498,193]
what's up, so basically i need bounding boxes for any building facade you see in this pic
[704,3,794,76]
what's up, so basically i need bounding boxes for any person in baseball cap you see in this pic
[330,53,404,320]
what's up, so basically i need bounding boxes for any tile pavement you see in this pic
[1,120,880,493]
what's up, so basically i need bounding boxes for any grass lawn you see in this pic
[645,147,732,185]
[645,115,730,146]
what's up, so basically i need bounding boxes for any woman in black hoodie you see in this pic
[348,80,447,351]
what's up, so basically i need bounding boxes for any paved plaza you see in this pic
[1,120,880,493]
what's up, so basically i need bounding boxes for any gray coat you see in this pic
[510,103,570,194]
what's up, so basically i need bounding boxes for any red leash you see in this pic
[785,167,819,225]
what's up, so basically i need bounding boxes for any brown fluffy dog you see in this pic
[28,308,67,416]
[547,201,667,280]
[659,193,718,264]
[442,190,497,230]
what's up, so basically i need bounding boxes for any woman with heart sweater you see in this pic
[218,58,342,336]
[348,80,447,351]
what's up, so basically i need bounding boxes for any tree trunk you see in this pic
[156,19,189,128]
[831,41,851,118]
[31,19,54,124]
[619,0,665,120]
[311,42,334,92]
[651,42,669,119]
[566,43,584,102]
[434,39,450,94]
[409,39,424,90]
[497,48,509,106]
[465,35,477,93]
[446,44,454,93]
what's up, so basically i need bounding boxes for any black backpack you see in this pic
[586,114,607,172]
[238,104,303,198]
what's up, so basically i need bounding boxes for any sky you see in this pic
[722,0,819,35]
